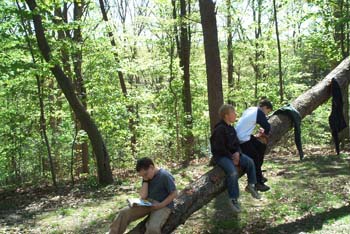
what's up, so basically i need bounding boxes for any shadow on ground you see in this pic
[262,205,350,234]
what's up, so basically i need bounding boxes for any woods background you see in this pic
[1,0,349,187]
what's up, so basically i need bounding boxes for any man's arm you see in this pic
[152,190,178,210]
[257,109,271,134]
[140,181,149,200]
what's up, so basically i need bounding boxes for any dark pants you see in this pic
[240,135,266,184]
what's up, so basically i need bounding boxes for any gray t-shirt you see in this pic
[146,168,176,209]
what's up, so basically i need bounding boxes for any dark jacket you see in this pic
[273,104,304,160]
[329,78,347,155]
[210,120,240,159]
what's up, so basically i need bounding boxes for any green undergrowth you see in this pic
[0,148,349,234]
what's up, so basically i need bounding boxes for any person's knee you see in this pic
[146,223,161,234]
[118,207,131,220]
[228,170,238,179]
[242,156,255,169]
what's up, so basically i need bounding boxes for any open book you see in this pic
[127,198,153,207]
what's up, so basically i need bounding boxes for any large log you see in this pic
[267,57,350,152]
[129,57,350,234]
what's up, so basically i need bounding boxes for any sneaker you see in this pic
[256,182,270,192]
[229,199,241,213]
[245,184,261,199]
[261,176,268,183]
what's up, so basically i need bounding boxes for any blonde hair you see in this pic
[219,104,235,119]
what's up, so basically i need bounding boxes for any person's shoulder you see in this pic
[240,107,258,118]
[247,106,258,113]
[257,108,267,119]
[159,168,174,178]
[214,122,227,132]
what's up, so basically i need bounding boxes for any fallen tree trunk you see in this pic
[129,57,350,234]
[266,57,350,153]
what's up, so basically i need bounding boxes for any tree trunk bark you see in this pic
[25,0,113,185]
[16,1,57,188]
[199,0,224,133]
[170,0,182,159]
[129,57,350,234]
[180,0,194,161]
[266,57,350,152]
[226,0,234,95]
[273,0,283,102]
[73,0,89,174]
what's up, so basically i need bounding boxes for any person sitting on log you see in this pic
[108,157,177,234]
[235,98,273,192]
[210,104,261,213]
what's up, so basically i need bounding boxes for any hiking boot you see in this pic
[245,184,261,199]
[256,183,270,192]
[261,176,268,183]
[229,199,241,213]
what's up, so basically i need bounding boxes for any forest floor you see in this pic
[1,146,350,234]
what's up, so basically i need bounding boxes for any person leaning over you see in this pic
[210,104,261,213]
[108,157,177,234]
[235,99,273,192]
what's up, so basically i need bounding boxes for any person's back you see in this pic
[235,107,260,143]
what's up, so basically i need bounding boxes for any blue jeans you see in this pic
[215,153,257,199]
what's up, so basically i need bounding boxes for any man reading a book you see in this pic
[108,157,177,234]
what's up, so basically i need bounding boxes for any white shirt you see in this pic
[235,107,258,143]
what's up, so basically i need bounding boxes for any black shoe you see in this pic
[229,199,241,213]
[261,176,268,183]
[256,183,270,192]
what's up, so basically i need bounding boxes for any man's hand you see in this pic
[232,152,240,166]
[151,201,162,211]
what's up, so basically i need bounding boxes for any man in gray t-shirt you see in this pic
[146,168,176,209]
[108,157,177,234]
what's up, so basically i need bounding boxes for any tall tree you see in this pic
[170,0,182,158]
[199,0,224,133]
[179,0,194,159]
[226,0,234,95]
[72,0,89,174]
[98,0,137,158]
[273,0,283,102]
[25,0,113,185]
[251,0,264,99]
[16,1,57,188]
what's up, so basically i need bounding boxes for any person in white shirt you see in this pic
[235,99,273,192]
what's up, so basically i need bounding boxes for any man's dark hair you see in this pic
[259,99,273,110]
[136,157,154,172]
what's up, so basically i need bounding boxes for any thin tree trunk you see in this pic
[98,0,137,158]
[273,0,283,102]
[71,122,78,185]
[347,0,349,56]
[199,0,224,133]
[25,0,113,185]
[226,0,234,95]
[16,1,57,188]
[73,0,89,174]
[170,0,182,159]
[179,0,194,160]
[129,57,350,234]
